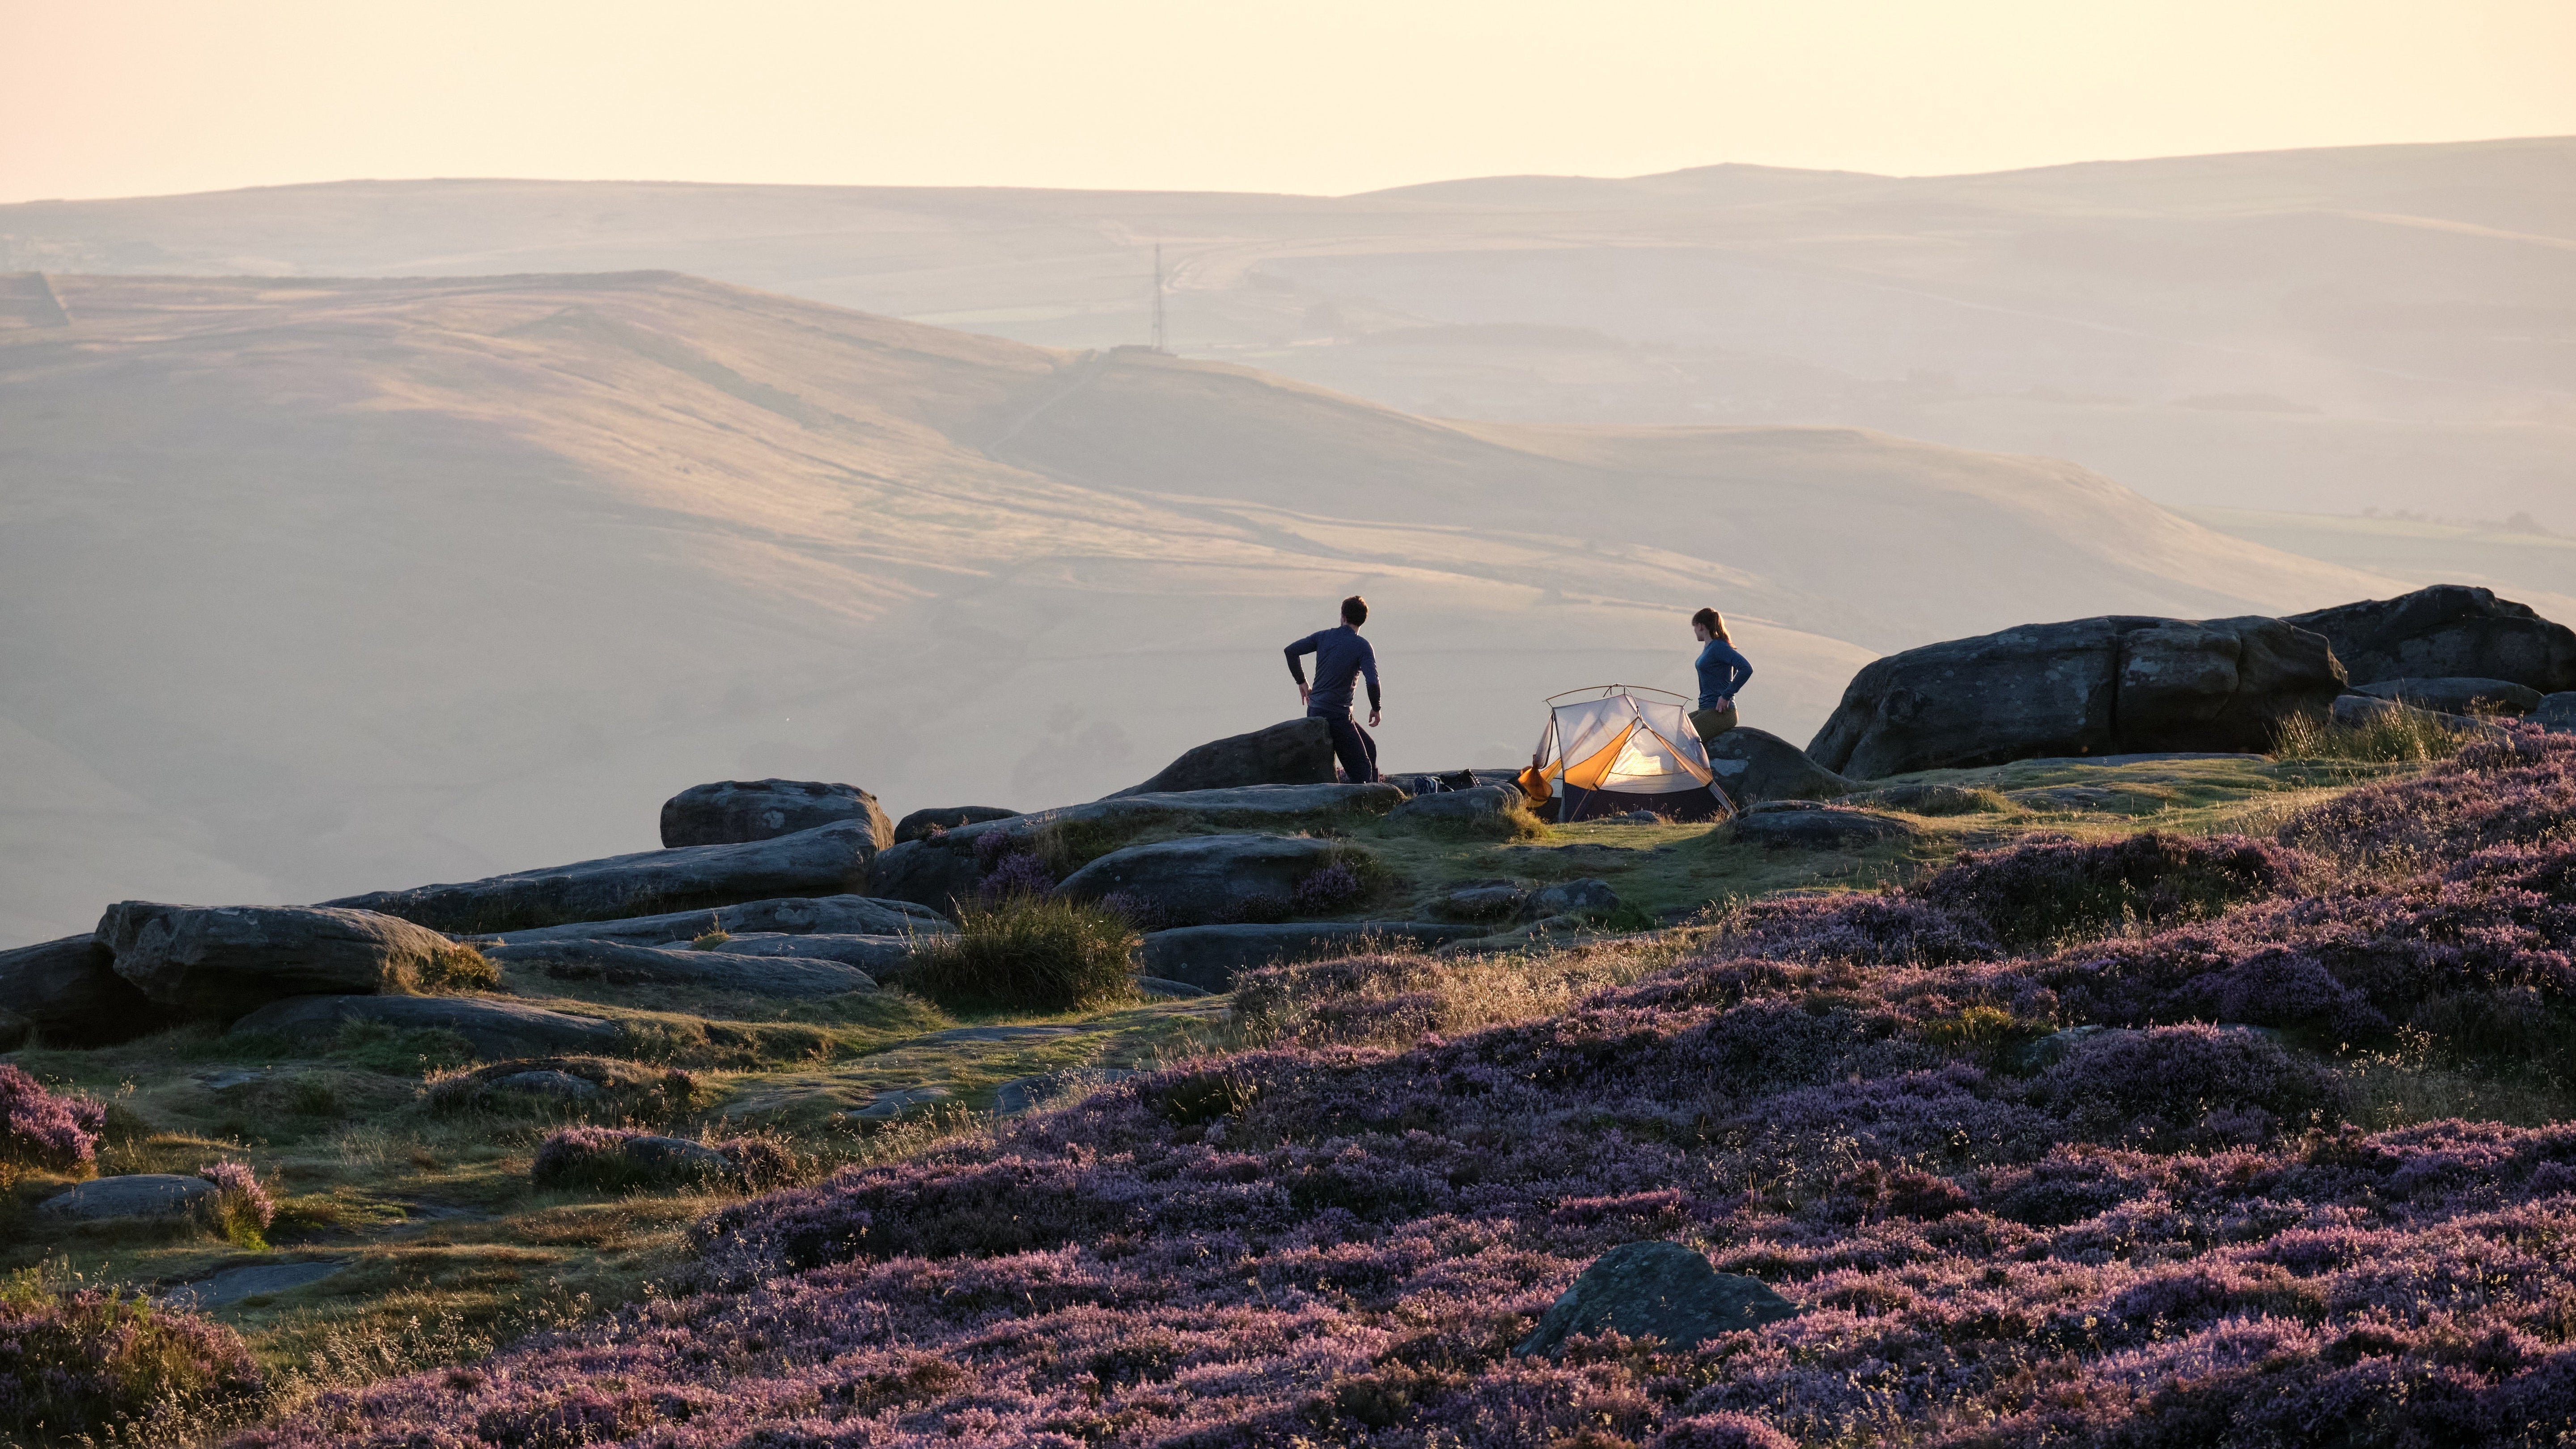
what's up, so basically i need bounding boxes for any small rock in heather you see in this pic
[38,1174,218,1223]
[1530,879,1618,916]
[2535,692,2576,733]
[1515,1241,1801,1357]
[844,1085,953,1122]
[488,1070,602,1098]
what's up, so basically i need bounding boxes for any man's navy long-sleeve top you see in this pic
[1695,638,1752,711]
[1287,626,1381,713]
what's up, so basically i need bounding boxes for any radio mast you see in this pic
[1152,242,1166,353]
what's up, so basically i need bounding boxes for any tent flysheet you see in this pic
[1521,685,1735,822]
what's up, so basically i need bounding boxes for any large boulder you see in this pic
[321,819,886,935]
[2351,677,2544,716]
[1513,1241,1801,1357]
[96,903,463,1019]
[659,780,893,849]
[2287,585,2576,693]
[229,994,624,1058]
[872,784,1405,912]
[1704,726,1852,805]
[894,806,1020,843]
[480,940,876,997]
[474,894,947,947]
[0,932,169,1044]
[1053,834,1356,926]
[1141,921,1490,992]
[1808,615,2343,778]
[1108,718,1335,797]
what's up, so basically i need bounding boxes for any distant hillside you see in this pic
[0,273,2400,942]
[3,137,2569,533]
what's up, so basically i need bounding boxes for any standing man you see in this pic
[1689,606,1753,746]
[1286,596,1382,784]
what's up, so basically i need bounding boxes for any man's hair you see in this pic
[1341,595,1369,627]
[1690,606,1729,642]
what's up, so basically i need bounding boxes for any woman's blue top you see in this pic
[1695,639,1752,711]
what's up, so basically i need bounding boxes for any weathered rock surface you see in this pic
[489,1069,602,1098]
[1054,834,1357,925]
[97,903,462,1019]
[1389,785,1524,826]
[161,1259,350,1309]
[475,894,946,948]
[660,779,893,849]
[0,932,167,1043]
[844,1085,953,1122]
[482,940,875,997]
[1704,726,1852,805]
[652,932,921,973]
[1141,920,1491,992]
[322,820,886,935]
[2538,693,2576,734]
[2351,677,2544,716]
[1531,879,1620,917]
[229,994,623,1057]
[1436,883,1528,921]
[1808,614,2343,778]
[2329,693,2508,740]
[1514,1241,1801,1357]
[874,785,1404,911]
[1733,802,1921,850]
[38,1174,216,1223]
[894,805,1020,843]
[2287,585,2576,693]
[1109,718,1335,797]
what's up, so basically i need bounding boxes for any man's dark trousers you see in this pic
[1310,706,1379,784]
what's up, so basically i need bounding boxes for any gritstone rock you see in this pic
[2287,585,2576,693]
[229,994,623,1057]
[1733,802,1921,849]
[474,894,946,947]
[1806,614,2343,778]
[659,779,893,849]
[1530,879,1619,916]
[894,805,1021,843]
[1053,834,1358,925]
[2537,693,2576,734]
[1390,785,1525,827]
[1514,1241,1801,1356]
[481,940,876,997]
[2329,694,2509,740]
[38,1174,218,1223]
[2351,677,2544,716]
[0,932,169,1043]
[320,820,886,935]
[1703,726,1854,805]
[1108,717,1336,797]
[97,902,464,1019]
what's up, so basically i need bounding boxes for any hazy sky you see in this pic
[4,0,2573,203]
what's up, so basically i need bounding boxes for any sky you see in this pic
[3,0,2573,203]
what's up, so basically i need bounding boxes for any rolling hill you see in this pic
[0,271,2403,943]
[4,137,2570,538]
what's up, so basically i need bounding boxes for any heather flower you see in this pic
[1292,861,1365,914]
[0,1063,106,1170]
[197,1160,276,1245]
[979,848,1057,901]
[0,1286,262,1439]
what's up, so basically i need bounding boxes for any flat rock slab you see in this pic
[39,1174,216,1222]
[2352,677,2543,715]
[916,1024,1083,1046]
[1135,976,1211,999]
[229,995,623,1058]
[844,1085,953,1122]
[483,940,874,997]
[1732,805,1920,850]
[321,819,886,936]
[1389,786,1522,825]
[649,933,919,972]
[996,1068,1139,1116]
[475,894,948,948]
[1514,1241,1801,1357]
[1141,921,1489,992]
[161,1259,351,1309]
[661,779,891,848]
[1054,833,1359,925]
[97,902,460,1019]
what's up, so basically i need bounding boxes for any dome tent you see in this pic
[1518,685,1735,822]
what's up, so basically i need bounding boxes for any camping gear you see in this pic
[1522,685,1736,823]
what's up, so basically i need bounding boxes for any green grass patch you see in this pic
[2271,706,2478,766]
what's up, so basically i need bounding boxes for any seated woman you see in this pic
[1688,606,1752,745]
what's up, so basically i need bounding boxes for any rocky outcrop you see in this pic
[96,903,463,1019]
[481,940,876,997]
[659,780,893,849]
[473,894,947,947]
[2287,585,2576,693]
[1389,785,1526,832]
[872,784,1404,912]
[0,932,168,1044]
[1704,726,1852,805]
[1054,834,1358,926]
[1108,718,1335,797]
[1513,1241,1800,1357]
[1733,802,1921,850]
[321,820,886,935]
[1140,921,1490,991]
[1807,615,2343,778]
[229,994,623,1057]
[894,806,1020,843]
[2351,677,2544,716]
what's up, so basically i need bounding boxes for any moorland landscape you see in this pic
[3,133,2576,1449]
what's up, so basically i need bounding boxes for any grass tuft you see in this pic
[907,897,1140,1012]
[2271,706,2476,765]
